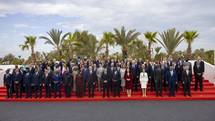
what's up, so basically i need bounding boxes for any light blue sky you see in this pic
[0,0,214,58]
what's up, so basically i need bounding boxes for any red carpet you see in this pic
[0,79,215,102]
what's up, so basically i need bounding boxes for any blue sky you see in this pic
[0,0,214,58]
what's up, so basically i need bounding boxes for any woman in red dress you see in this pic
[76,70,84,98]
[124,67,133,97]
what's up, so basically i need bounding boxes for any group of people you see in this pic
[3,56,205,99]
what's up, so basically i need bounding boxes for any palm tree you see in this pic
[19,36,37,64]
[127,39,147,59]
[40,28,70,60]
[154,47,162,61]
[144,32,157,60]
[156,28,184,56]
[155,47,162,55]
[99,32,115,58]
[183,30,199,58]
[62,33,82,60]
[113,26,140,59]
[73,30,99,58]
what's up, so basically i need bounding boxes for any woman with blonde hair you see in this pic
[120,64,126,92]
[139,64,148,97]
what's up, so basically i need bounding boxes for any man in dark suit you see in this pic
[175,58,184,90]
[166,65,177,97]
[63,67,73,98]
[182,64,192,97]
[32,67,41,98]
[82,64,90,94]
[4,69,13,98]
[162,61,168,92]
[12,68,22,98]
[112,66,121,97]
[102,67,110,98]
[23,68,31,98]
[44,67,52,98]
[131,60,140,91]
[38,68,45,98]
[107,64,114,92]
[88,66,97,98]
[194,56,205,91]
[53,68,62,98]
[146,62,155,92]
[154,63,163,97]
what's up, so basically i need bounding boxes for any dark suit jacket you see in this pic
[82,68,90,81]
[166,70,177,83]
[175,60,184,75]
[194,61,205,75]
[88,70,98,85]
[4,73,12,86]
[112,70,121,82]
[44,71,53,85]
[63,71,73,86]
[146,64,155,80]
[101,72,109,84]
[154,68,163,81]
[12,71,22,84]
[23,72,31,85]
[182,70,192,83]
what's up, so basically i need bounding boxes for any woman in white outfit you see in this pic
[139,64,148,97]
[120,64,126,92]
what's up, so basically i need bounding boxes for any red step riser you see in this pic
[1,96,215,102]
[1,91,215,96]
[1,94,215,98]
[0,86,214,92]
[0,79,214,101]
[0,83,213,90]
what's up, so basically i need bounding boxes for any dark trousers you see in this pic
[168,81,175,97]
[14,83,20,98]
[30,85,37,98]
[177,73,182,83]
[64,85,71,97]
[36,85,43,98]
[76,86,84,98]
[19,84,23,98]
[112,81,120,97]
[103,82,109,97]
[163,78,167,91]
[175,82,179,92]
[133,77,139,91]
[25,84,30,98]
[83,79,87,93]
[88,84,95,98]
[54,83,61,98]
[155,79,162,96]
[195,74,203,91]
[109,80,113,92]
[183,80,191,96]
[149,78,155,92]
[45,84,51,98]
[6,85,12,98]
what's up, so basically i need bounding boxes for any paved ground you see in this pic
[0,101,215,121]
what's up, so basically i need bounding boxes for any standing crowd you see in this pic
[3,56,205,99]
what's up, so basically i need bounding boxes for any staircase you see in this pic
[0,77,215,102]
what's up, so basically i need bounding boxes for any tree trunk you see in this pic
[105,43,109,58]
[57,46,62,60]
[187,43,192,59]
[31,47,36,64]
[122,46,128,59]
[148,42,151,60]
